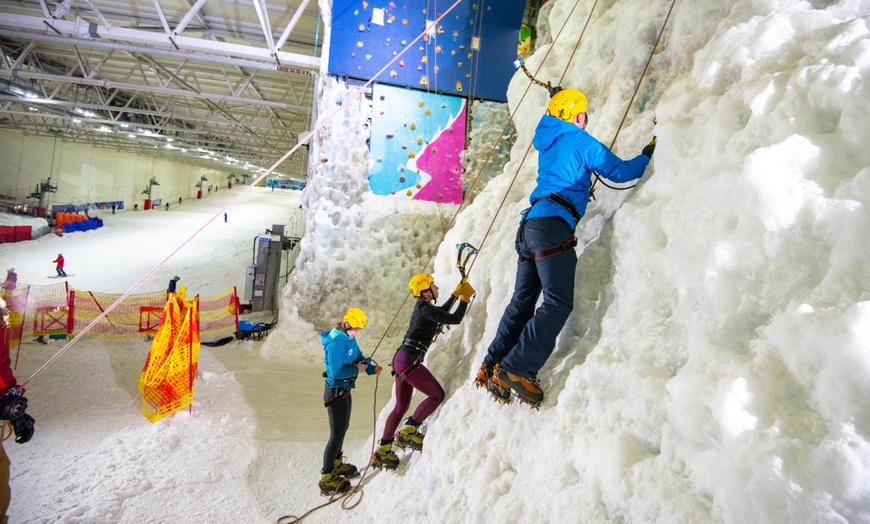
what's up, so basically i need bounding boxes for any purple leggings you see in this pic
[381,349,445,441]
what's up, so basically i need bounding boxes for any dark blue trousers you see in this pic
[484,217,576,379]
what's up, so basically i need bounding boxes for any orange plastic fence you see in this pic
[1,282,237,341]
[138,290,201,423]
[75,289,176,337]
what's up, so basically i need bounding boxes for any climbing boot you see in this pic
[371,441,400,470]
[395,423,424,451]
[473,362,492,389]
[486,364,512,404]
[318,470,351,496]
[494,365,543,408]
[332,457,359,479]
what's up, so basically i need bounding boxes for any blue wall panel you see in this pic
[329,0,525,102]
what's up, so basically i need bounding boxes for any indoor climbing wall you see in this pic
[369,84,466,204]
[329,0,526,102]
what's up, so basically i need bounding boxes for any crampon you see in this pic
[370,452,399,471]
[318,478,351,496]
[486,381,512,404]
[491,365,543,409]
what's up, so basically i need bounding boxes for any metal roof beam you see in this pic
[0,14,319,69]
[0,96,306,135]
[0,29,310,74]
[276,0,309,51]
[173,0,209,35]
[0,69,295,109]
[252,0,277,56]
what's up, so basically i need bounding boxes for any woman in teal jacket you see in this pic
[318,307,381,496]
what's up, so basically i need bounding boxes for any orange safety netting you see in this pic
[2,286,31,352]
[26,282,71,338]
[1,283,238,341]
[138,289,200,423]
[74,289,168,337]
[198,288,239,336]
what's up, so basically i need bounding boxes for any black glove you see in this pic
[642,137,657,158]
[11,413,34,444]
[0,395,27,420]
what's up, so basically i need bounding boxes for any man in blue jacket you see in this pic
[475,88,656,407]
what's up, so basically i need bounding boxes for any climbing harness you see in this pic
[394,339,429,380]
[323,386,351,408]
[512,194,581,263]
[530,193,582,224]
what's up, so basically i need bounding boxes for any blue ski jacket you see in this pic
[525,114,650,229]
[321,327,375,389]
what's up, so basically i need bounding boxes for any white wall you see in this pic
[0,129,237,210]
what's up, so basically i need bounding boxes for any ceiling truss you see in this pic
[0,0,324,177]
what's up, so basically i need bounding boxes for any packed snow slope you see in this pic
[287,0,870,522]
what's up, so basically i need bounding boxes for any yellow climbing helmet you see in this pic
[547,88,588,122]
[343,307,368,329]
[408,273,434,297]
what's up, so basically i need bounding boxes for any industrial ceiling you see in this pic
[0,0,323,178]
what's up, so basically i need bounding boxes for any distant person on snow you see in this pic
[318,307,381,496]
[0,296,36,523]
[1,270,15,291]
[474,87,656,407]
[167,276,180,294]
[223,212,227,223]
[53,254,67,277]
[371,273,474,470]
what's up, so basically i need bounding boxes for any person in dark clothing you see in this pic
[167,276,180,294]
[371,273,475,469]
[475,87,655,407]
[318,307,381,496]
[1,270,15,291]
[0,296,36,523]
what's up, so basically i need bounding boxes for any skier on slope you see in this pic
[53,254,67,277]
[318,307,381,495]
[371,273,475,469]
[474,87,656,407]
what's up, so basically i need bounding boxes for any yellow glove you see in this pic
[458,280,475,302]
[451,283,464,298]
